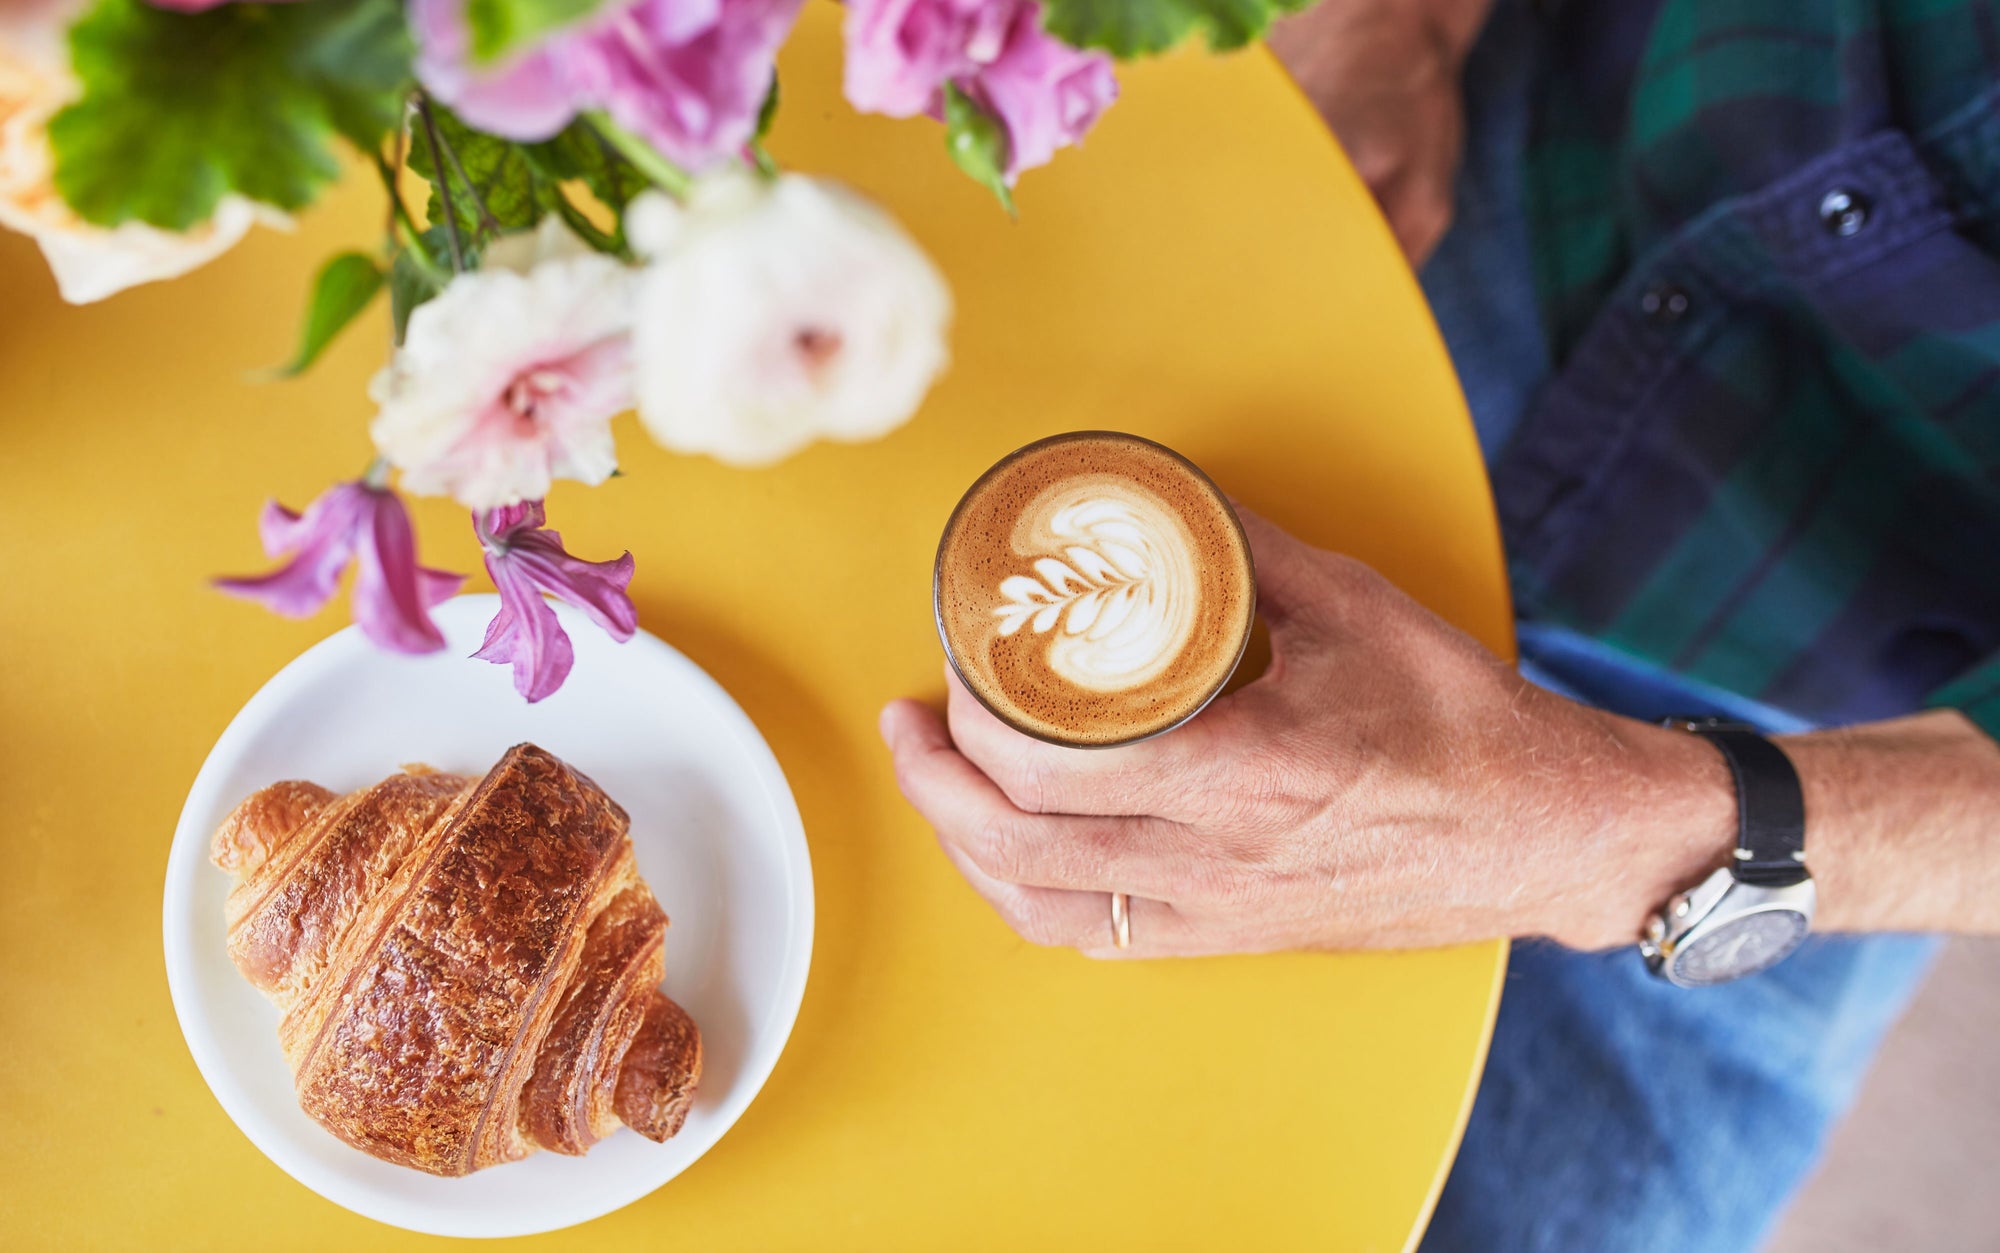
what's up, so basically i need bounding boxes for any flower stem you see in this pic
[420,97,502,237]
[373,151,444,280]
[362,456,391,489]
[415,99,468,273]
[584,111,692,199]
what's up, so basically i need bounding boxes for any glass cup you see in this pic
[932,430,1256,749]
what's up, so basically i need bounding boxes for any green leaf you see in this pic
[389,231,453,346]
[1041,0,1313,57]
[49,0,411,231]
[943,85,1015,216]
[406,102,541,244]
[520,119,647,214]
[464,0,609,63]
[270,252,384,377]
[756,74,781,141]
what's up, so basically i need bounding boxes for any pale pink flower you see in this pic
[626,170,951,466]
[369,216,633,512]
[842,0,1114,181]
[473,501,637,702]
[215,481,464,654]
[411,0,802,172]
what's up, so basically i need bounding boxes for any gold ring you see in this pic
[1110,891,1131,949]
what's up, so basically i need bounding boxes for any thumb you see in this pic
[879,697,950,757]
[1230,504,1324,630]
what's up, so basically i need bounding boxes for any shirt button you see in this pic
[1819,188,1870,236]
[1641,283,1691,325]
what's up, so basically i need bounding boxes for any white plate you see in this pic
[163,595,814,1237]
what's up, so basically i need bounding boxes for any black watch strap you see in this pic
[1663,718,1808,887]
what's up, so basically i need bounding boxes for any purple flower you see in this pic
[967,5,1116,179]
[411,0,802,172]
[842,0,1115,181]
[843,0,1015,118]
[473,501,637,702]
[214,480,464,653]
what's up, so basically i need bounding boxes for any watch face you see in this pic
[1674,910,1809,986]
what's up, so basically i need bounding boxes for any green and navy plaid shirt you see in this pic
[1494,0,2000,740]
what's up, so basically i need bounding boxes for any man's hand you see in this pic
[1267,0,1493,266]
[881,510,1742,958]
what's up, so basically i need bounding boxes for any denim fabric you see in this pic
[1415,5,1940,1249]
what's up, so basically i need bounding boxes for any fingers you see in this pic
[1229,504,1328,630]
[880,699,1202,898]
[942,668,1241,823]
[936,504,1337,822]
[932,837,1198,959]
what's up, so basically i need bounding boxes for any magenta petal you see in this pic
[420,565,467,608]
[520,535,638,641]
[212,547,352,618]
[479,554,576,701]
[214,486,366,618]
[254,499,309,557]
[349,488,451,654]
[482,500,547,538]
[472,601,521,663]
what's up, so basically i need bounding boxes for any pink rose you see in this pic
[412,0,801,172]
[966,3,1115,178]
[843,0,1014,117]
[842,0,1115,181]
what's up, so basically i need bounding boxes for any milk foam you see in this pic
[991,483,1198,692]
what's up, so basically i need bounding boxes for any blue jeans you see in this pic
[1416,6,1939,1250]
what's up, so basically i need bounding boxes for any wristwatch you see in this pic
[1640,718,1817,987]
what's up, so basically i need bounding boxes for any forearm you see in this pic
[1581,708,2000,946]
[1780,710,2000,933]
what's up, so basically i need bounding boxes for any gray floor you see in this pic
[1764,938,2000,1251]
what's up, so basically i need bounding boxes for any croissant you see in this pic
[210,743,702,1176]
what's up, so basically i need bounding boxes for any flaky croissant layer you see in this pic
[212,744,702,1176]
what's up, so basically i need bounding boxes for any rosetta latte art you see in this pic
[993,486,1200,691]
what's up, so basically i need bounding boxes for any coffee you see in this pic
[934,432,1255,747]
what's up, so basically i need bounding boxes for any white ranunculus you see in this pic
[0,1,285,304]
[369,216,635,511]
[626,169,952,467]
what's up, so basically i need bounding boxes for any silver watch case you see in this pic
[1640,866,1817,987]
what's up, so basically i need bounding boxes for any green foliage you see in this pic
[407,102,541,240]
[943,85,1015,216]
[1041,0,1313,57]
[520,119,648,214]
[756,75,781,141]
[406,105,637,259]
[271,252,385,377]
[389,229,455,346]
[49,0,411,230]
[463,0,608,63]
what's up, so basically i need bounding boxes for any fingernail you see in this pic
[877,702,900,748]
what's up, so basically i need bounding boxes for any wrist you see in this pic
[1544,711,1738,949]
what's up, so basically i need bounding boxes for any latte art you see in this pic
[992,490,1200,692]
[935,432,1255,747]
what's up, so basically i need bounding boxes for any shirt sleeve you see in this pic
[1927,657,2000,745]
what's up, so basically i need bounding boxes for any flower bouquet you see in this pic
[0,0,1309,699]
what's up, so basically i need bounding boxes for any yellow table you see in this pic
[0,6,1509,1249]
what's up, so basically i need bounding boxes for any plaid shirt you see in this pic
[1495,0,2000,740]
